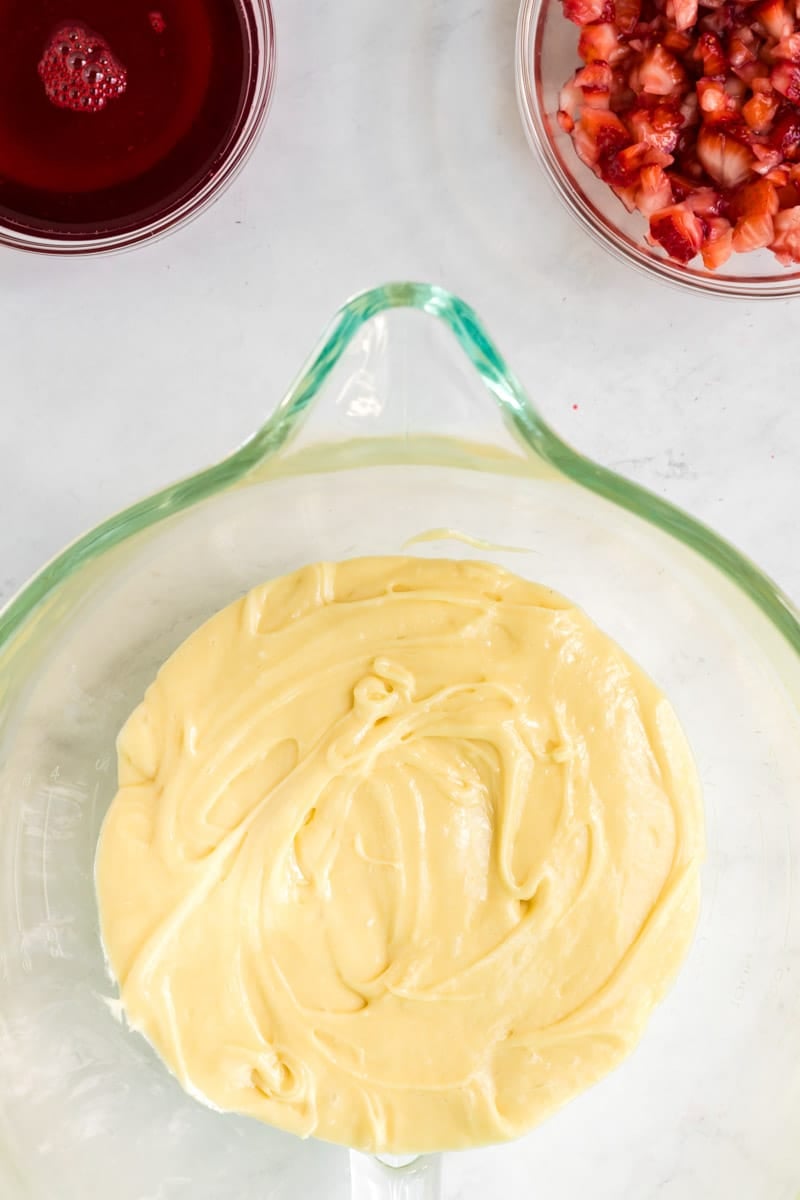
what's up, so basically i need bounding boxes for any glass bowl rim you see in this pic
[0,0,276,257]
[514,0,800,299]
[0,281,797,657]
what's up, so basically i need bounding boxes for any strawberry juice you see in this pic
[0,0,265,244]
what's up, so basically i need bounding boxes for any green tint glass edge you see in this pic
[0,280,798,657]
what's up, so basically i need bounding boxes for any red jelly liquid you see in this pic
[0,0,252,238]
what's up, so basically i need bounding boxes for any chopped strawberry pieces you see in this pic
[573,108,632,170]
[564,0,613,25]
[772,31,800,58]
[770,202,800,257]
[648,204,705,259]
[635,44,687,95]
[701,216,735,266]
[579,22,625,64]
[770,105,800,155]
[731,177,779,247]
[697,78,739,119]
[729,30,758,75]
[743,89,779,130]
[573,61,614,107]
[771,60,800,102]
[636,163,675,211]
[558,0,800,264]
[668,0,699,31]
[604,141,652,184]
[614,0,642,34]
[627,98,685,154]
[696,125,754,184]
[752,0,792,40]
[683,185,723,215]
[695,32,728,76]
[663,29,694,52]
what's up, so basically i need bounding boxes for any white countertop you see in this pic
[0,0,797,610]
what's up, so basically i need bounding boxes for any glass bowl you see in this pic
[0,0,275,256]
[515,0,800,298]
[1,282,799,1200]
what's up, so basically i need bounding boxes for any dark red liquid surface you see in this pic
[0,0,251,237]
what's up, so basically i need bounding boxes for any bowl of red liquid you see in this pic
[0,0,275,253]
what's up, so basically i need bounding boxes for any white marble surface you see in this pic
[0,0,797,609]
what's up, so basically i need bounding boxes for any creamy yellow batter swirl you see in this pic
[96,557,704,1153]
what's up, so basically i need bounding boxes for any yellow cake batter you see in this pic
[95,557,704,1153]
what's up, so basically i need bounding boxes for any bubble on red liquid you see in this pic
[149,11,167,33]
[38,22,128,114]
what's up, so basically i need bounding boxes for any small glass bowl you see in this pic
[515,0,800,298]
[0,0,275,256]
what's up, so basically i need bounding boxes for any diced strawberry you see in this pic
[615,0,643,33]
[701,216,735,266]
[751,142,784,174]
[766,163,791,183]
[730,176,778,247]
[574,60,614,107]
[603,141,650,184]
[770,203,800,260]
[732,62,764,86]
[563,0,613,24]
[772,31,800,58]
[627,99,686,153]
[743,89,779,131]
[559,74,585,123]
[666,0,699,29]
[635,163,675,212]
[579,22,625,63]
[684,185,724,215]
[696,124,754,184]
[733,211,775,248]
[635,44,688,95]
[557,110,575,133]
[728,29,758,74]
[731,176,780,216]
[575,61,614,89]
[648,203,705,259]
[725,75,747,105]
[697,77,740,117]
[694,32,728,75]
[771,60,800,101]
[573,108,633,170]
[752,0,793,38]
[776,178,800,204]
[769,105,800,156]
[663,29,694,51]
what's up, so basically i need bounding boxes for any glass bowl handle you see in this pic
[349,1152,443,1199]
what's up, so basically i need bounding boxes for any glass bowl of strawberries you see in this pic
[516,0,800,295]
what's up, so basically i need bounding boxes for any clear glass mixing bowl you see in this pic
[1,282,799,1199]
[515,0,800,298]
